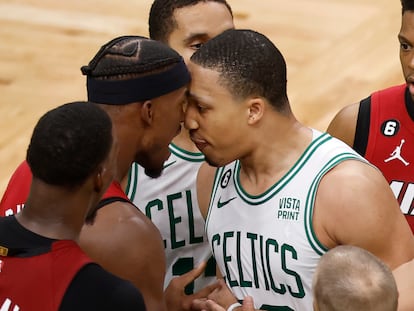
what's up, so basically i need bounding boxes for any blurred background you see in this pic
[0,0,403,194]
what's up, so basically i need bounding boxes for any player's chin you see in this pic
[204,153,226,168]
[145,155,165,178]
[205,149,235,167]
[204,157,220,167]
[407,81,414,99]
[144,164,164,178]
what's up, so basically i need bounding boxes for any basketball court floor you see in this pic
[0,0,403,194]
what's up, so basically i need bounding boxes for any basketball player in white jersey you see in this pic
[125,0,234,295]
[185,29,414,311]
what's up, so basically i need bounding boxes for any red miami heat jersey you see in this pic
[0,161,31,217]
[0,160,130,217]
[364,84,414,232]
[0,240,91,311]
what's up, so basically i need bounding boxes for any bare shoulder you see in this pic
[197,162,217,219]
[326,102,360,147]
[393,258,414,280]
[313,159,414,268]
[82,200,161,242]
[393,259,414,311]
[80,201,166,311]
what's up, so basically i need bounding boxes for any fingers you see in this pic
[167,261,207,291]
[205,299,226,311]
[193,299,226,311]
[242,296,255,311]
[191,281,221,300]
[191,298,209,311]
[216,278,227,287]
[207,279,237,307]
[178,261,207,285]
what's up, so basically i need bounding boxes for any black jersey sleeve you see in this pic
[353,96,371,156]
[60,263,146,311]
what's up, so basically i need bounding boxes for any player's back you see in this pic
[0,216,146,311]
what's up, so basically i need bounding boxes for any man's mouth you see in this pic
[190,135,208,151]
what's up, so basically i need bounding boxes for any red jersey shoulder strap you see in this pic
[371,84,406,107]
[98,181,132,209]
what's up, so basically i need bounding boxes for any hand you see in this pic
[192,279,237,311]
[241,296,255,311]
[195,296,256,311]
[207,278,238,308]
[165,261,220,311]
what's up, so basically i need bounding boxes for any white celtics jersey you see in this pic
[126,143,216,293]
[206,130,365,311]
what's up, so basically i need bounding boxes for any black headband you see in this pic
[87,59,190,105]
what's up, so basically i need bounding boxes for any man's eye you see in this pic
[401,42,411,51]
[190,43,203,50]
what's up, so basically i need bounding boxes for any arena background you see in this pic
[0,0,403,195]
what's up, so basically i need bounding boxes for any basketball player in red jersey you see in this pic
[327,0,414,233]
[0,102,147,311]
[0,36,217,311]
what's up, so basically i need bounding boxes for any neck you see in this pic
[16,181,91,241]
[238,119,312,195]
[115,151,133,182]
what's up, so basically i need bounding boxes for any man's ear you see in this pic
[246,97,265,125]
[140,100,154,125]
[93,167,104,193]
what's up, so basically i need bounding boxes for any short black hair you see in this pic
[402,0,414,13]
[27,102,113,188]
[149,0,233,42]
[81,35,183,80]
[190,29,290,112]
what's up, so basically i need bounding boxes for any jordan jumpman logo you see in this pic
[384,139,409,166]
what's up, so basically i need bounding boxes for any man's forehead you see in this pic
[173,2,233,30]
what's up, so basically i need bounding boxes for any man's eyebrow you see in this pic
[398,34,410,42]
[186,92,204,102]
[186,91,196,99]
[183,33,209,45]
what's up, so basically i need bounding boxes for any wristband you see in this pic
[227,302,242,311]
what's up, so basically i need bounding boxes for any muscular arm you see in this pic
[79,202,166,311]
[313,160,414,269]
[326,103,359,147]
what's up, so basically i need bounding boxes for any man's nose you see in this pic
[184,105,198,130]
